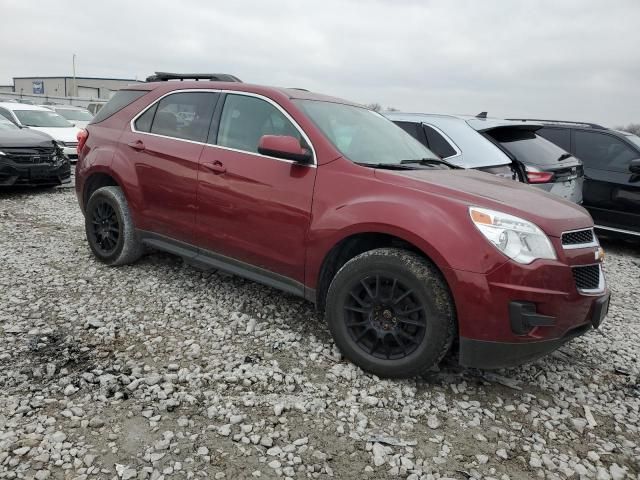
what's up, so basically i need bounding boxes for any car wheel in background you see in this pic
[326,248,456,378]
[85,186,142,266]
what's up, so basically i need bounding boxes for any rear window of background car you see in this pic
[91,90,148,124]
[487,127,571,166]
[574,130,638,172]
[538,127,571,151]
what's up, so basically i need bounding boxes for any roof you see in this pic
[13,76,141,82]
[126,80,361,107]
[385,112,543,131]
[0,102,53,111]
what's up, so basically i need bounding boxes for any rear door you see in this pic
[122,90,219,243]
[573,129,640,234]
[195,92,316,285]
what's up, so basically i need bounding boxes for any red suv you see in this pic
[75,73,610,377]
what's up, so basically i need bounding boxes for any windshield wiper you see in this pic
[557,153,573,161]
[400,158,460,169]
[355,162,421,170]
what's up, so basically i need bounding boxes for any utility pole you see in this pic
[72,53,77,97]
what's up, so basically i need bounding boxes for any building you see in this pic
[12,76,142,100]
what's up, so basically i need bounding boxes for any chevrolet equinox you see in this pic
[75,73,610,377]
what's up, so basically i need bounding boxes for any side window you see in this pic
[394,121,425,145]
[423,124,456,158]
[134,103,157,133]
[0,108,15,123]
[149,92,218,142]
[574,130,637,172]
[538,127,571,151]
[216,94,302,154]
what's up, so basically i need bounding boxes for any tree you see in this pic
[616,123,640,136]
[365,103,398,112]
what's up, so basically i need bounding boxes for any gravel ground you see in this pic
[1,187,639,480]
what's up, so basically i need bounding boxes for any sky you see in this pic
[1,0,639,127]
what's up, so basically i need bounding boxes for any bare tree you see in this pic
[616,123,640,136]
[365,103,399,112]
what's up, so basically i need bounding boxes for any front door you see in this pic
[195,93,316,284]
[120,91,219,243]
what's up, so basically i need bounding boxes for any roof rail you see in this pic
[145,72,242,83]
[506,118,605,129]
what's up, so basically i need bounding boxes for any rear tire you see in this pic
[326,248,455,378]
[85,186,142,266]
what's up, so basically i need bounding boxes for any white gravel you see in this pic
[1,188,639,479]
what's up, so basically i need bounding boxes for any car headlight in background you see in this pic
[469,207,557,264]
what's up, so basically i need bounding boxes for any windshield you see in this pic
[293,100,437,165]
[0,117,19,130]
[486,127,573,166]
[14,110,73,128]
[55,108,93,121]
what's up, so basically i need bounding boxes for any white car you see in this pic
[0,102,81,161]
[51,106,94,129]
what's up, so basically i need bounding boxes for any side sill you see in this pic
[138,230,308,300]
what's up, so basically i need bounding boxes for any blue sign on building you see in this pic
[32,80,44,94]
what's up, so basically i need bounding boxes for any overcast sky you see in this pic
[2,0,638,126]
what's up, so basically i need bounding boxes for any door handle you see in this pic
[127,139,145,151]
[203,161,226,174]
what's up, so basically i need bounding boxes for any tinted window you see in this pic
[294,100,436,165]
[217,94,302,153]
[423,125,456,158]
[150,92,217,142]
[134,103,158,133]
[538,127,571,151]
[487,127,571,166]
[394,121,423,143]
[92,90,147,124]
[574,130,638,172]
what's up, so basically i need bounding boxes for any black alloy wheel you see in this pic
[344,275,426,360]
[90,200,121,255]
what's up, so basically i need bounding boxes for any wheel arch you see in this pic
[313,228,455,314]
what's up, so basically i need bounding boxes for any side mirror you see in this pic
[629,159,640,174]
[258,135,312,164]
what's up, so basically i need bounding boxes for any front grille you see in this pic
[2,147,56,165]
[562,229,594,246]
[572,264,601,291]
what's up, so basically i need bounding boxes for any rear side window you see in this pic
[423,124,457,158]
[134,104,158,133]
[574,130,637,172]
[216,94,302,153]
[487,127,570,166]
[91,90,147,124]
[394,121,424,144]
[538,127,571,151]
[149,92,218,142]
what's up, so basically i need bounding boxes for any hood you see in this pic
[0,128,57,149]
[26,126,81,143]
[375,168,591,237]
[69,120,90,128]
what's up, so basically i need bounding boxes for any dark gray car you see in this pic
[386,113,584,203]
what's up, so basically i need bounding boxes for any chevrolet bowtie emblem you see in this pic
[595,247,605,262]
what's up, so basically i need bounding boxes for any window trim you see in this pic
[130,88,317,167]
[421,122,462,160]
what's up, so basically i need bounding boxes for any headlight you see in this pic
[469,207,556,264]
[0,150,5,156]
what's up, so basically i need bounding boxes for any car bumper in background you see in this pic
[532,175,584,204]
[0,159,71,186]
[61,145,78,163]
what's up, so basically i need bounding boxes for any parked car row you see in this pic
[0,102,94,186]
[73,73,611,378]
[389,113,640,238]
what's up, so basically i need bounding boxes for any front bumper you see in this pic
[0,158,71,186]
[446,242,609,369]
[61,145,78,163]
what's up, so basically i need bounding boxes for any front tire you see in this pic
[326,248,455,378]
[85,186,142,266]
